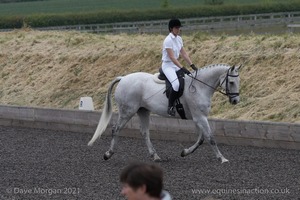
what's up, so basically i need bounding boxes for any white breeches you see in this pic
[162,62,181,92]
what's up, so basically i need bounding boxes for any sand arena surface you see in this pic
[0,126,299,200]
[0,30,299,123]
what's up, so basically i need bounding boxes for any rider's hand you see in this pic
[190,64,197,71]
[181,67,191,75]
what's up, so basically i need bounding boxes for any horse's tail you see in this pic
[88,76,122,146]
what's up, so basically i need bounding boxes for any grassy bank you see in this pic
[0,30,299,123]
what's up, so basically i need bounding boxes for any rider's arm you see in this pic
[166,48,183,68]
[180,47,193,66]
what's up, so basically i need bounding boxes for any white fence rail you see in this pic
[1,11,300,34]
[31,11,300,34]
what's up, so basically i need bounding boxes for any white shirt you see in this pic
[162,33,183,62]
[160,190,172,200]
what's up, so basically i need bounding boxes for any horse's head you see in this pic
[219,65,242,105]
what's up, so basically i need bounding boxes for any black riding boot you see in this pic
[168,89,179,116]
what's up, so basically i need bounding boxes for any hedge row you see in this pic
[0,0,45,3]
[1,2,300,29]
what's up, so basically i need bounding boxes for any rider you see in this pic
[161,18,197,116]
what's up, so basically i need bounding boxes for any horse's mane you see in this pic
[199,63,231,72]
[196,63,230,77]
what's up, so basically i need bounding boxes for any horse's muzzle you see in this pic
[229,96,240,105]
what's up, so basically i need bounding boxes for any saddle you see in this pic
[158,68,187,119]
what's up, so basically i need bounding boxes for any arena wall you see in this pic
[0,105,299,150]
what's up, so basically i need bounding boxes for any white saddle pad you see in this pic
[153,73,165,84]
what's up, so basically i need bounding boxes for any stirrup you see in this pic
[167,106,176,116]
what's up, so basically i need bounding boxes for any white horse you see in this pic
[88,63,241,163]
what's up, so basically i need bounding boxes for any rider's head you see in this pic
[168,18,182,32]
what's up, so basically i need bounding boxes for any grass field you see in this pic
[0,0,298,16]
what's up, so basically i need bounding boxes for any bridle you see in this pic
[219,68,240,99]
[187,67,239,99]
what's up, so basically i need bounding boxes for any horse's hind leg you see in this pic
[137,108,161,162]
[103,108,136,160]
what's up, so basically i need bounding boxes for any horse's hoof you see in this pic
[219,157,229,163]
[103,154,109,160]
[152,154,162,162]
[181,149,188,157]
[103,151,114,160]
[221,158,229,163]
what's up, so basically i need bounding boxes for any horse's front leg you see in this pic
[183,116,228,163]
[201,116,228,163]
[181,125,204,157]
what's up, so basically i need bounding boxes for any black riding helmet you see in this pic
[168,18,182,32]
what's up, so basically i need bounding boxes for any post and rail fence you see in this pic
[1,11,300,34]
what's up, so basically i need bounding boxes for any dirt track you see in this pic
[0,125,299,200]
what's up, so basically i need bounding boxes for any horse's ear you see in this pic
[231,65,235,71]
[237,64,244,71]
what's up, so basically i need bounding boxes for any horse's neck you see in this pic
[190,64,229,96]
[197,65,229,85]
